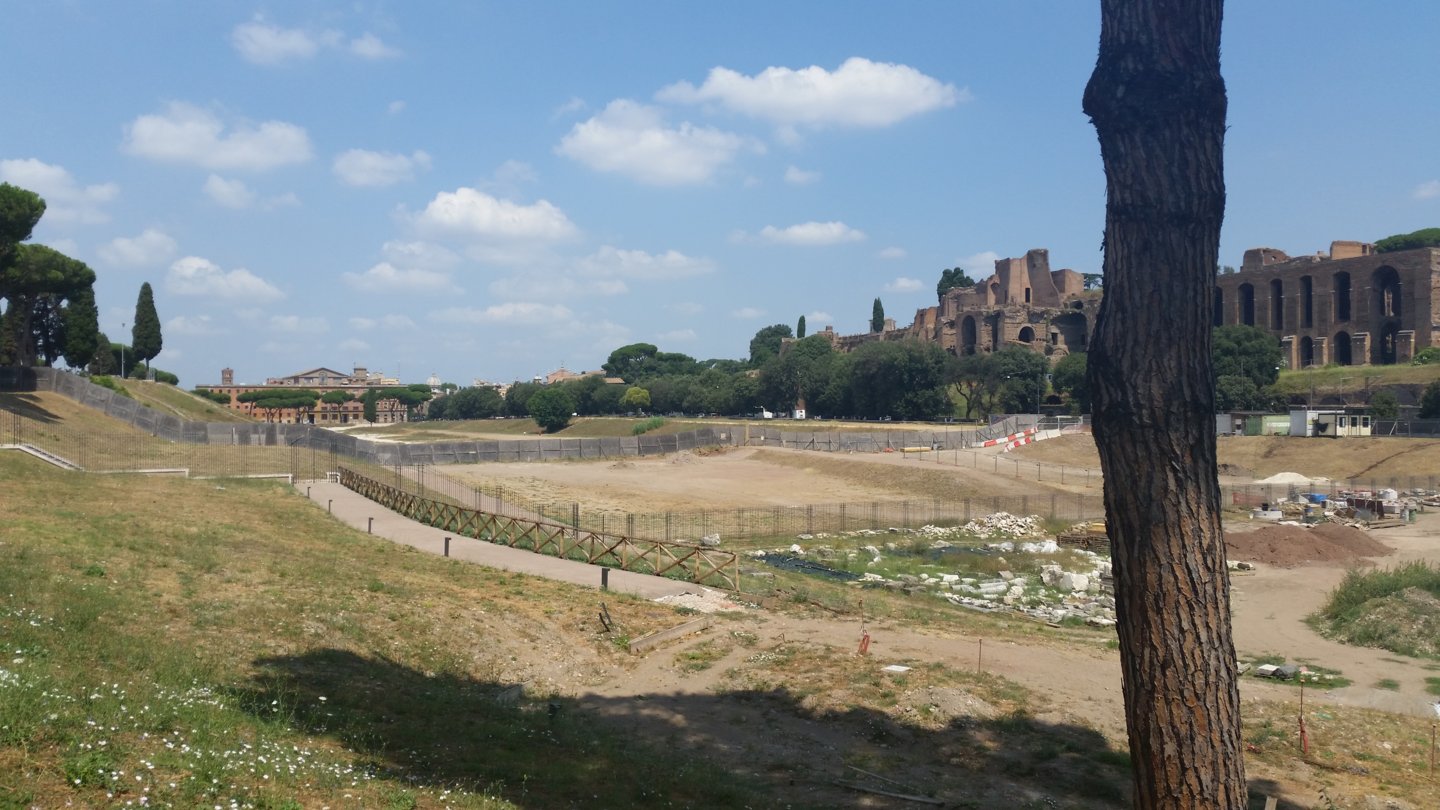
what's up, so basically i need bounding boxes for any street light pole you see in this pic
[120,322,126,378]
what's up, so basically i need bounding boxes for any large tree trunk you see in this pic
[1082,1,1245,807]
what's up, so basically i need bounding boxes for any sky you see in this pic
[3,2,1438,389]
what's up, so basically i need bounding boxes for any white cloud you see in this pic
[380,240,459,270]
[657,329,697,342]
[666,302,704,315]
[203,174,257,208]
[47,238,80,257]
[492,160,537,187]
[556,99,753,186]
[230,19,326,65]
[165,314,222,336]
[269,314,328,333]
[350,33,400,60]
[123,102,312,171]
[435,302,573,325]
[263,191,301,209]
[387,100,406,115]
[413,187,577,241]
[784,165,821,185]
[807,310,833,324]
[957,250,1001,273]
[749,221,866,246]
[349,317,377,331]
[553,97,587,118]
[165,256,284,302]
[1414,180,1440,200]
[885,276,924,293]
[342,261,459,294]
[488,275,627,300]
[333,149,430,187]
[877,246,907,260]
[338,338,371,352]
[380,314,416,330]
[658,57,966,128]
[0,158,118,224]
[230,19,394,64]
[731,307,765,319]
[98,228,177,267]
[575,246,714,280]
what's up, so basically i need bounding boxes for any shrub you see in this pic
[631,416,667,436]
[90,375,133,399]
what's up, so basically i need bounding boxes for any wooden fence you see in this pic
[339,467,740,590]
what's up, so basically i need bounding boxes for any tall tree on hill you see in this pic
[936,267,976,301]
[131,282,162,375]
[746,324,792,366]
[88,330,116,374]
[1083,0,1243,806]
[1,243,96,367]
[61,285,100,370]
[796,315,806,339]
[870,298,884,333]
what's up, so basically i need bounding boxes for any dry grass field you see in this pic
[9,391,1440,807]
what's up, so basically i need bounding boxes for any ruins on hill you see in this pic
[815,248,1101,361]
[815,242,1440,369]
[1213,242,1440,367]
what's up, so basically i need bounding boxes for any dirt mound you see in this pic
[1225,522,1392,568]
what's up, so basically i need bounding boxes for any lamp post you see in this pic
[120,322,126,378]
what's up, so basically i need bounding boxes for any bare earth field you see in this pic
[439,445,1068,515]
[1014,432,1440,480]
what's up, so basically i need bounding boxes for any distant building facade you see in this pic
[1213,242,1440,367]
[198,365,413,424]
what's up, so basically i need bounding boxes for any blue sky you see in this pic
[3,2,1437,388]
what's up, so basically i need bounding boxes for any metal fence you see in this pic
[340,467,740,588]
[2,407,338,479]
[403,461,1108,543]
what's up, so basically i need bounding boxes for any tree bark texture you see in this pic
[1082,1,1245,807]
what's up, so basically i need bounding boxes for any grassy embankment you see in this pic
[0,453,758,808]
[1311,562,1440,667]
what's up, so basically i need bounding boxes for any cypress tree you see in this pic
[131,282,162,374]
[88,331,116,374]
[796,315,807,339]
[61,286,99,370]
[870,298,885,333]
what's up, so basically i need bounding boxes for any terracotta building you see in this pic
[198,365,413,424]
[1212,242,1440,367]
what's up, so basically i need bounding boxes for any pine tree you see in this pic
[131,282,162,374]
[796,315,806,339]
[870,298,885,332]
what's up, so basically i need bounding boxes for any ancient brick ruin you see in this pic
[1213,242,1440,367]
[816,248,1100,362]
[814,242,1440,369]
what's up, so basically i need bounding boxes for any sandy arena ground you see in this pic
[435,441,1440,724]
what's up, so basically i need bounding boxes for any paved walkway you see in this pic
[298,480,696,600]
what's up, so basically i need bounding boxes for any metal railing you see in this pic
[339,467,740,589]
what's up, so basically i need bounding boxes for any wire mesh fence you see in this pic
[3,407,339,480]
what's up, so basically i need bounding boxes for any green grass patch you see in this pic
[1374,678,1400,691]
[1426,677,1440,696]
[1311,562,1440,660]
[630,416,667,435]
